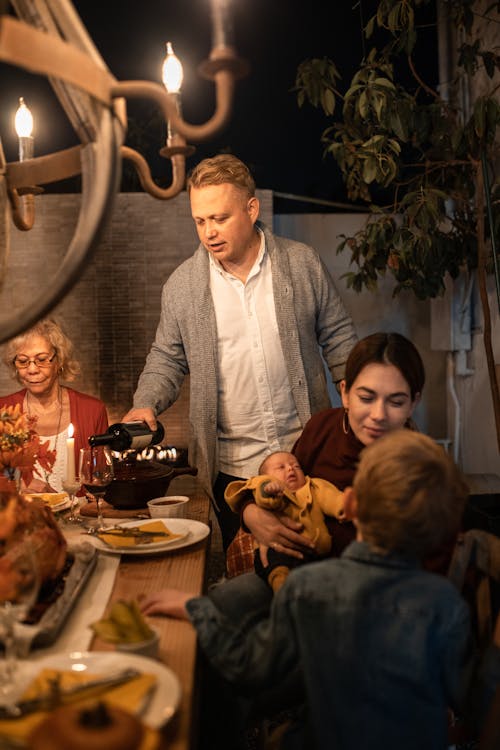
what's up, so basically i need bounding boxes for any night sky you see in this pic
[1,0,438,211]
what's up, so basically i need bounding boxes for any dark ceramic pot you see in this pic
[104,458,198,510]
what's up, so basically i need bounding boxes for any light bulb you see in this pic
[14,97,34,138]
[162,42,183,94]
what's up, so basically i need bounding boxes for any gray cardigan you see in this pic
[134,222,357,496]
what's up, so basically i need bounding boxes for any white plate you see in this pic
[26,493,71,513]
[88,518,211,556]
[3,650,181,728]
[49,498,72,513]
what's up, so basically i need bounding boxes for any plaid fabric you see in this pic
[226,527,256,578]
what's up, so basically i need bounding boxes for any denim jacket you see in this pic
[187,541,500,749]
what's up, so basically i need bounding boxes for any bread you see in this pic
[24,492,68,507]
[28,702,144,750]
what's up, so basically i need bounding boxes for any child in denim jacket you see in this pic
[140,431,500,750]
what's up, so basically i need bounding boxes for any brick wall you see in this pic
[1,190,273,447]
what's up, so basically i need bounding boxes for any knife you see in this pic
[97,528,172,539]
[0,667,141,719]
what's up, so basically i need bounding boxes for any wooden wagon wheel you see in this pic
[0,0,123,343]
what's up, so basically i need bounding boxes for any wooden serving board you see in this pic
[79,501,151,519]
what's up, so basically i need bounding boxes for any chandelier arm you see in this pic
[12,0,119,144]
[6,146,83,189]
[0,16,115,106]
[7,189,35,231]
[111,67,236,144]
[121,146,186,200]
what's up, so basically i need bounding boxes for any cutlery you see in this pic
[83,526,171,539]
[0,667,141,719]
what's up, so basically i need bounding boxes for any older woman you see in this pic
[2,318,108,492]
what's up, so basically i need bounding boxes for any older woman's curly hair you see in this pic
[3,318,81,383]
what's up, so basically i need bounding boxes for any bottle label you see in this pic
[129,435,154,450]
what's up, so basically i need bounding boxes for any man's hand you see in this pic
[121,407,157,432]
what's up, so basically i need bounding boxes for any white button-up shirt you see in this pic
[209,229,302,478]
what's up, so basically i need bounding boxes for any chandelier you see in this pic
[0,0,248,342]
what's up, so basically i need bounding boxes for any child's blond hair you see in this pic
[353,430,468,558]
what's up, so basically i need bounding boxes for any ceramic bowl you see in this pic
[116,628,160,659]
[147,495,190,519]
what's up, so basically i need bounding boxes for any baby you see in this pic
[224,451,345,591]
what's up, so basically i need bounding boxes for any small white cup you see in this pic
[147,495,190,518]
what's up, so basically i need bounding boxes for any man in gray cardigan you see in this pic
[123,155,357,550]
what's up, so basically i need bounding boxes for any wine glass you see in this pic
[79,447,114,532]
[62,476,83,523]
[0,539,40,693]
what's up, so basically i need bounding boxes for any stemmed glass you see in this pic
[79,447,114,532]
[62,477,83,523]
[0,539,40,694]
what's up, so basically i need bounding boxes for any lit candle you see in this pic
[210,0,234,49]
[66,423,76,483]
[162,41,184,141]
[14,97,34,162]
[162,42,183,94]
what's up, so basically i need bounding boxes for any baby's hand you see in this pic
[263,480,285,497]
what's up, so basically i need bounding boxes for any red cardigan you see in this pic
[1,387,109,466]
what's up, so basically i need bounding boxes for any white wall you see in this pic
[274,213,500,477]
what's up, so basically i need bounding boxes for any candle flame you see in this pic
[68,422,74,438]
[15,97,34,138]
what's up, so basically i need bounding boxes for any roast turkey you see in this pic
[0,482,67,602]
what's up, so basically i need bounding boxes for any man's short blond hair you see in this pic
[353,430,468,558]
[186,154,256,198]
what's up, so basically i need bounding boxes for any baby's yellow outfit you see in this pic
[225,474,345,556]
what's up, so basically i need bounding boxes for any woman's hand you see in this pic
[243,503,315,561]
[139,588,192,619]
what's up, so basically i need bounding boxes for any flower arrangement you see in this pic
[0,404,55,488]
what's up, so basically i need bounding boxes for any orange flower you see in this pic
[0,405,55,486]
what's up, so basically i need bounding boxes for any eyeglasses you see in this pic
[13,351,57,369]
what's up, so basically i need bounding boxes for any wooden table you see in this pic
[90,476,212,750]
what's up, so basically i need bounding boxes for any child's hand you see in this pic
[138,589,192,620]
[263,480,286,497]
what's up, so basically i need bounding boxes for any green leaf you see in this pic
[321,88,336,116]
[363,158,378,184]
[373,77,396,90]
[358,90,369,119]
[365,16,375,39]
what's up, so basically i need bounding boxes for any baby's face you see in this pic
[263,453,306,491]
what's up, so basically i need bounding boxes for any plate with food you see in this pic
[0,650,181,747]
[24,491,71,513]
[87,518,210,555]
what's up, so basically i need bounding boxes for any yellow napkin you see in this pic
[0,667,158,747]
[98,520,184,548]
[24,492,68,507]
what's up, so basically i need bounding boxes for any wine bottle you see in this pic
[88,421,165,451]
